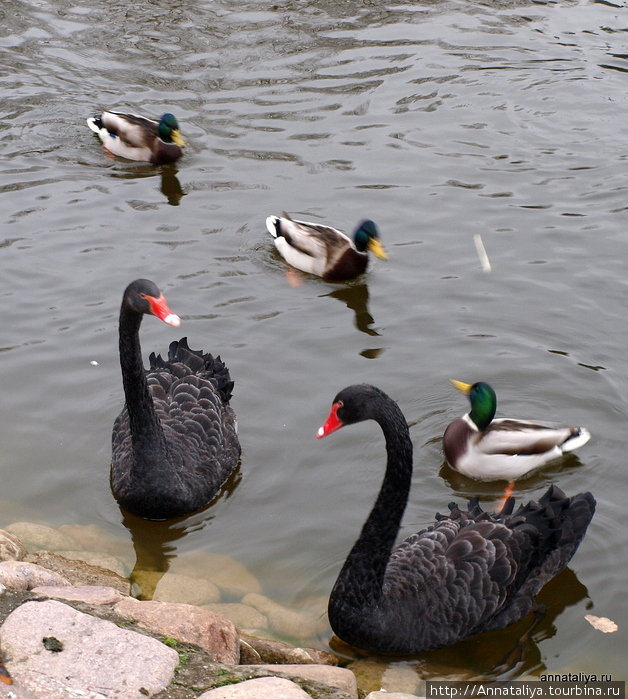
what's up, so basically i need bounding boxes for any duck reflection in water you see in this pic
[104,163,185,206]
[159,165,185,206]
[323,284,385,358]
[120,467,241,600]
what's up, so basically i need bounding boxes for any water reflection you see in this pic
[438,453,586,502]
[121,467,242,599]
[160,166,185,206]
[97,161,185,205]
[323,283,380,337]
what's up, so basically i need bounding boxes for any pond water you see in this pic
[1,0,627,687]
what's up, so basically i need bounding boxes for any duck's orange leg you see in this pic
[498,481,516,511]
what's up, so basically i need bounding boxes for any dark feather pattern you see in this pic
[111,281,240,520]
[320,384,595,655]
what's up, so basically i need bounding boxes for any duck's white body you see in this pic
[86,111,184,164]
[445,413,591,481]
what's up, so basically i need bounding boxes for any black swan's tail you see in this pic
[149,337,235,403]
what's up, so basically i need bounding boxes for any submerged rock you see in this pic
[0,599,178,698]
[4,523,80,552]
[57,523,134,561]
[203,602,267,630]
[134,570,221,606]
[173,551,262,598]
[242,592,325,640]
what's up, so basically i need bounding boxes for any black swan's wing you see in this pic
[112,338,240,517]
[378,485,595,652]
[147,338,240,477]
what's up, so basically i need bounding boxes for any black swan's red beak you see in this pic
[144,293,181,327]
[317,401,344,439]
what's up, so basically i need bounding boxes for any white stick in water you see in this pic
[474,234,491,272]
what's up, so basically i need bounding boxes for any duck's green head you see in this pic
[450,379,496,430]
[158,113,186,147]
[354,220,388,260]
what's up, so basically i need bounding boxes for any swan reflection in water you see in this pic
[120,467,241,600]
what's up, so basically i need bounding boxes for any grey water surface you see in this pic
[1,0,627,682]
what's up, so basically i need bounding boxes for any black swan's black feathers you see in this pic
[320,384,595,655]
[111,281,240,520]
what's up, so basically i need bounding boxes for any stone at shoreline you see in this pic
[0,530,26,562]
[57,523,134,561]
[0,561,70,591]
[203,602,267,629]
[114,597,240,665]
[26,550,131,594]
[198,676,312,698]
[240,633,339,666]
[173,551,262,598]
[53,549,129,577]
[239,664,358,698]
[242,592,324,640]
[31,584,125,605]
[4,522,80,552]
[0,599,178,698]
[135,570,221,605]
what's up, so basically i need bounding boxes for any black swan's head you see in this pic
[122,278,181,327]
[317,384,390,438]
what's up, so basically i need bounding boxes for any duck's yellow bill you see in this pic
[450,379,472,395]
[368,238,388,260]
[171,130,186,147]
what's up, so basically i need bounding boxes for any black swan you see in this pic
[111,279,240,520]
[316,384,595,654]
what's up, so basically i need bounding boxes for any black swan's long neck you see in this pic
[332,399,413,612]
[119,308,167,472]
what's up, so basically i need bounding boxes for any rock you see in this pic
[240,633,338,665]
[57,523,134,561]
[54,549,129,577]
[0,561,70,591]
[174,551,262,598]
[114,597,240,665]
[31,584,126,605]
[242,593,323,640]
[134,570,221,605]
[203,602,267,629]
[0,530,26,562]
[4,523,80,552]
[239,664,358,697]
[0,600,178,698]
[25,550,131,594]
[239,638,262,663]
[348,659,421,695]
[0,682,36,698]
[198,676,312,698]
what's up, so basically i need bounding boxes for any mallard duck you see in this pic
[443,380,591,483]
[266,213,388,281]
[86,110,185,165]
